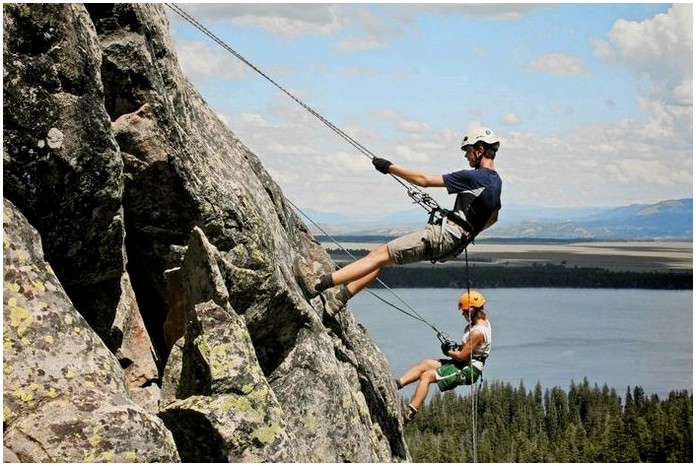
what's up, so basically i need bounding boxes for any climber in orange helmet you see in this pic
[394,290,492,423]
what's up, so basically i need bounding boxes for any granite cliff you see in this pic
[3,3,409,462]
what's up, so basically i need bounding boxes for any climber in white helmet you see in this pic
[295,127,502,315]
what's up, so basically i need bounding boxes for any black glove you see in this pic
[440,340,457,356]
[372,157,392,174]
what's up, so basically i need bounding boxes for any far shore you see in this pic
[323,240,693,273]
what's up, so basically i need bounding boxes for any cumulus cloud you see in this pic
[593,4,692,84]
[169,3,692,212]
[397,120,430,133]
[395,3,553,21]
[499,5,693,208]
[169,3,342,37]
[592,3,692,142]
[500,112,522,126]
[527,53,589,77]
[337,37,384,53]
[173,40,246,82]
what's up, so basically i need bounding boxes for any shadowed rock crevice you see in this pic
[244,291,310,377]
[158,409,228,462]
[122,160,201,366]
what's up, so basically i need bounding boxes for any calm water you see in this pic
[350,288,693,400]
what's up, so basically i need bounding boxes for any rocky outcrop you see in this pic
[3,3,410,462]
[3,199,180,462]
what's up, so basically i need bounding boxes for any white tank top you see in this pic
[461,321,492,370]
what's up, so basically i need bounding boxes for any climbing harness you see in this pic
[165,3,448,222]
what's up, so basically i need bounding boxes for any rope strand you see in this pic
[165,3,442,217]
[287,198,449,339]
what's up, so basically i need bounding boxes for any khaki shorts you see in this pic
[387,221,465,264]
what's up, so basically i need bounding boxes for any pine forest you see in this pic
[404,378,692,462]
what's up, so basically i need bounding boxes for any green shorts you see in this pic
[436,363,482,392]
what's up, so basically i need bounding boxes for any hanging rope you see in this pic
[165,3,445,219]
[457,246,477,463]
[287,197,451,342]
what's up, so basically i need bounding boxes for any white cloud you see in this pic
[395,3,553,21]
[592,3,692,146]
[337,37,384,53]
[499,111,693,208]
[527,53,589,77]
[169,3,692,212]
[500,112,522,126]
[174,40,246,82]
[397,120,430,134]
[593,4,693,84]
[229,113,267,129]
[341,67,375,78]
[170,3,342,38]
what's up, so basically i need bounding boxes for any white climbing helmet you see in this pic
[460,127,500,151]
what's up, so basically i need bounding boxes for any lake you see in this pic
[349,288,693,401]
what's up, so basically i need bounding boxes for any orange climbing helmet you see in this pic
[458,290,487,311]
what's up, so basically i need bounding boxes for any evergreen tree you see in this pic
[405,381,692,463]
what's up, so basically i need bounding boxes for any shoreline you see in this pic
[324,239,693,273]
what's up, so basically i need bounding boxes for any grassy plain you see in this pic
[326,240,693,273]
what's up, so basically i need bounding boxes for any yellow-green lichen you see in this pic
[250,422,283,445]
[31,279,46,293]
[221,395,252,413]
[341,393,352,409]
[88,433,102,447]
[9,302,33,336]
[13,388,33,403]
[4,336,14,352]
[302,416,319,430]
[6,282,21,294]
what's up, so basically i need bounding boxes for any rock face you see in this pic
[3,3,410,462]
[3,199,181,462]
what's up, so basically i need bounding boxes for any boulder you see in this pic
[2,198,180,462]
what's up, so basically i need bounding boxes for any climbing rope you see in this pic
[462,246,479,463]
[165,3,446,219]
[287,197,451,342]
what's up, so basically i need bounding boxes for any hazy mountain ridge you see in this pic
[304,198,693,240]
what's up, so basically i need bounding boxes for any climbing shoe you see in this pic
[320,286,348,317]
[403,403,418,423]
[293,256,321,299]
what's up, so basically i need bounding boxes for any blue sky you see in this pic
[166,3,693,216]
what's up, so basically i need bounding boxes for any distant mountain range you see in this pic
[301,198,693,240]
